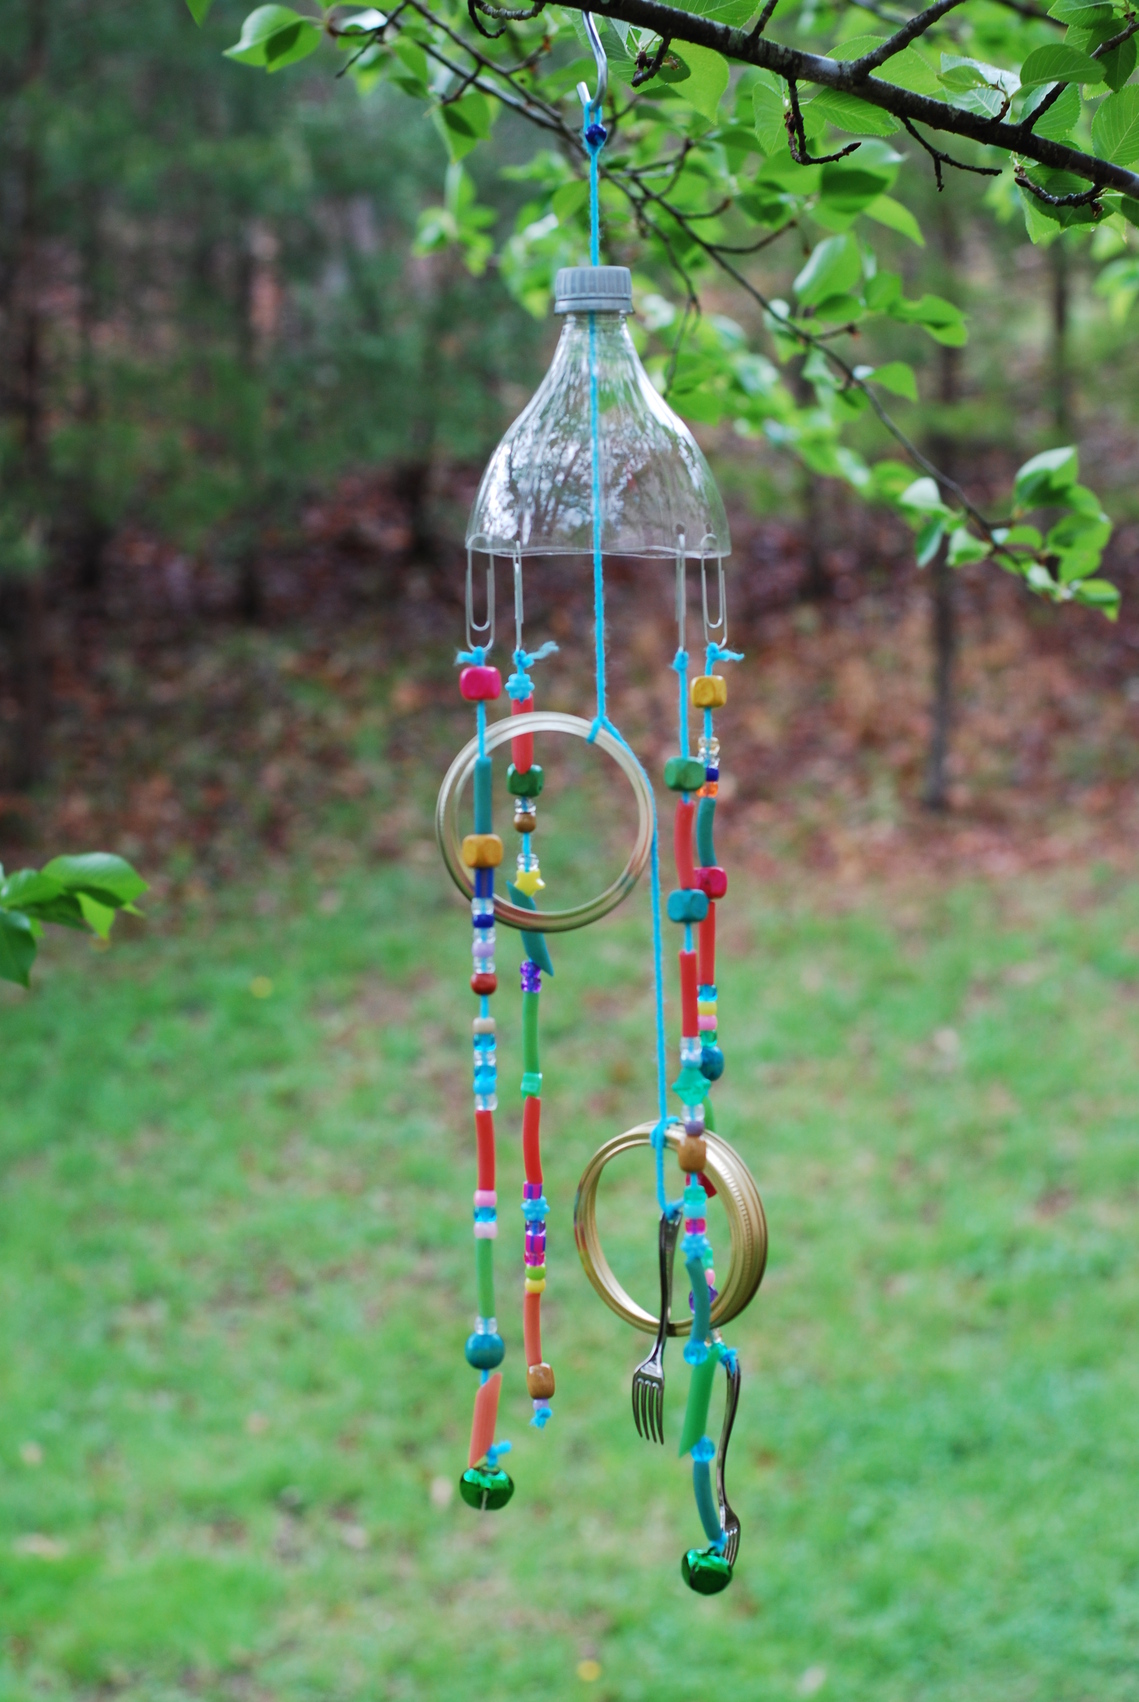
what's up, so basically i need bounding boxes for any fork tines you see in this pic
[631,1368,665,1444]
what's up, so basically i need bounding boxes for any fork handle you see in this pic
[716,1352,740,1510]
[650,1210,679,1355]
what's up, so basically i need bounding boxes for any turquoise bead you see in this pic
[682,1546,733,1594]
[673,1066,709,1104]
[664,756,706,793]
[507,764,544,798]
[696,795,716,866]
[667,889,709,925]
[459,1466,515,1511]
[465,1331,505,1370]
[473,756,493,835]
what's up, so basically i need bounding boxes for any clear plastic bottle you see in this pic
[467,267,730,561]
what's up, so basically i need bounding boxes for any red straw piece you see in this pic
[475,1108,496,1192]
[468,1372,502,1467]
[674,798,695,889]
[679,949,699,1036]
[523,1290,542,1368]
[512,692,534,773]
[697,1170,718,1200]
[698,903,716,987]
[522,1094,543,1183]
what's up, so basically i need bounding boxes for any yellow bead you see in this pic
[524,1276,546,1294]
[691,675,727,709]
[697,1001,716,1015]
[514,866,545,897]
[462,833,503,868]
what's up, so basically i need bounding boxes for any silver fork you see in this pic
[716,1345,742,1566]
[631,1210,680,1444]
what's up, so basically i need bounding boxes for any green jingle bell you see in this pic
[681,1545,734,1594]
[459,1466,515,1511]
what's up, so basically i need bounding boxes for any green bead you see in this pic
[507,764,544,798]
[473,756,493,835]
[673,1066,710,1104]
[696,795,716,867]
[459,1466,515,1511]
[664,756,706,793]
[682,1546,734,1594]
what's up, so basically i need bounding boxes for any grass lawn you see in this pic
[2,854,1139,1701]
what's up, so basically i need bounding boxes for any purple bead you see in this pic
[519,960,541,994]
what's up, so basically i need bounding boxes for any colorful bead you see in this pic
[459,665,502,702]
[473,1220,498,1239]
[526,1362,556,1400]
[694,865,728,899]
[470,972,497,995]
[473,1015,496,1035]
[465,1330,505,1369]
[701,1044,725,1082]
[507,763,544,797]
[678,1135,707,1172]
[474,1189,497,1207]
[462,833,503,869]
[513,865,544,897]
[673,1065,709,1105]
[691,674,727,709]
[514,807,537,834]
[664,755,706,793]
[667,889,709,924]
[459,1465,515,1510]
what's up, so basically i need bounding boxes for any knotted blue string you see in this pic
[581,107,673,1215]
[507,641,559,700]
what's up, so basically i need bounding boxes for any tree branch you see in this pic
[847,0,968,77]
[553,0,1139,197]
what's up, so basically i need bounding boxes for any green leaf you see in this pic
[793,233,861,305]
[1014,444,1078,507]
[77,893,117,941]
[1092,85,1139,166]
[948,526,991,566]
[436,91,494,163]
[1025,81,1081,140]
[224,5,322,69]
[0,909,36,988]
[186,0,215,21]
[42,853,148,908]
[1048,0,1116,22]
[876,45,942,97]
[0,869,64,910]
[916,516,946,566]
[864,193,925,245]
[1102,32,1137,91]
[1072,577,1121,613]
[752,71,787,155]
[867,459,917,502]
[870,360,918,400]
[900,476,949,517]
[809,88,900,135]
[1019,43,1105,86]
[897,293,967,345]
[674,44,730,120]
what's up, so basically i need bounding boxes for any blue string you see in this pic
[507,642,559,700]
[582,106,673,1215]
[705,641,743,671]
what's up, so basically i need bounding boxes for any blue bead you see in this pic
[667,889,709,925]
[465,1331,505,1370]
[473,913,496,929]
[521,1196,549,1221]
[700,1044,724,1082]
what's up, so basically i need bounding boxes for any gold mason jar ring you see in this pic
[574,1123,767,1335]
[435,710,655,934]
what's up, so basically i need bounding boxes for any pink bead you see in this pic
[474,1220,497,1239]
[698,1014,717,1031]
[695,865,728,899]
[460,665,502,702]
[474,1189,497,1208]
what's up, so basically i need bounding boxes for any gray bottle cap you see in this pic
[554,265,634,315]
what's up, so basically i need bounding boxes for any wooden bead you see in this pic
[462,833,503,868]
[459,665,502,702]
[471,971,498,995]
[526,1362,555,1400]
[514,808,537,835]
[678,1135,707,1172]
[691,674,727,709]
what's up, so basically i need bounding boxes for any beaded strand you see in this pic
[456,648,515,1511]
[505,644,557,1429]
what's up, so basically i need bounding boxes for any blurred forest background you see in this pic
[2,0,1139,892]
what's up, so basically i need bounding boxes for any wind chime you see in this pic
[434,16,767,1594]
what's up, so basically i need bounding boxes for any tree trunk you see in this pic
[1049,238,1072,437]
[922,201,961,813]
[76,191,109,596]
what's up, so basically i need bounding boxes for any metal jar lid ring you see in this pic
[435,710,654,934]
[574,1123,767,1335]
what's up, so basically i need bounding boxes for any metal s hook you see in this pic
[576,12,609,125]
[700,540,727,649]
[513,544,524,655]
[466,547,495,653]
[674,530,687,653]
